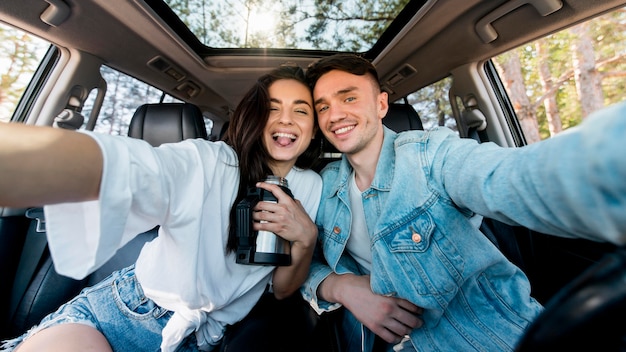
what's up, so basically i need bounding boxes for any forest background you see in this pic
[1,1,624,142]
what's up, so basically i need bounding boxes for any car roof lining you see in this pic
[1,0,625,120]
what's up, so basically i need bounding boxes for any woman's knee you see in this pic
[15,323,112,352]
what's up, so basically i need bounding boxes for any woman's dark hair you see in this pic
[223,64,320,253]
[305,53,381,91]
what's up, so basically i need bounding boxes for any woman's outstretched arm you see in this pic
[0,123,103,207]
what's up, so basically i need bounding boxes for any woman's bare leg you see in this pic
[15,324,112,352]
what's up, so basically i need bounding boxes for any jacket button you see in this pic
[333,226,341,234]
[412,232,422,243]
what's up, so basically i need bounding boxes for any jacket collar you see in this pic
[331,126,397,195]
[371,126,397,192]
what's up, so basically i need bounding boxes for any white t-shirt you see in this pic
[346,170,373,273]
[44,133,322,351]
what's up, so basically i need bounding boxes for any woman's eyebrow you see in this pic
[294,99,313,108]
[272,97,312,108]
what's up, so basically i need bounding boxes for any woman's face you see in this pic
[263,78,315,176]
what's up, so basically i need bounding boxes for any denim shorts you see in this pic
[0,265,199,352]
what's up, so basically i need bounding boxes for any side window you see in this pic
[82,66,213,136]
[398,76,458,133]
[0,23,51,122]
[492,6,626,144]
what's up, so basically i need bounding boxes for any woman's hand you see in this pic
[252,181,318,299]
[252,181,317,248]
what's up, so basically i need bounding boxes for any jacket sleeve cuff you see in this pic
[301,261,342,314]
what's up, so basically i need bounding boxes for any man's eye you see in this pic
[345,97,356,102]
[318,106,328,113]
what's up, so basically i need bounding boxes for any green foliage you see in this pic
[161,0,409,51]
[0,24,49,122]
[497,8,626,140]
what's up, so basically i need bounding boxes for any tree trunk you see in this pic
[571,22,604,118]
[536,40,562,137]
[496,51,541,144]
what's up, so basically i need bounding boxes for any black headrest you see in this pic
[128,103,209,147]
[383,103,424,132]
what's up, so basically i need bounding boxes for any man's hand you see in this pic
[320,273,423,343]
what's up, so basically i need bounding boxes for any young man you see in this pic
[301,53,626,351]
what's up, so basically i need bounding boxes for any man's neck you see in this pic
[346,131,384,192]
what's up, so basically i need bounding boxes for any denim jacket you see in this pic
[302,102,626,351]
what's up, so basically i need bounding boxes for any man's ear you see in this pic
[378,91,389,120]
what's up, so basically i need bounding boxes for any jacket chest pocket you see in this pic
[373,211,463,307]
[387,213,434,252]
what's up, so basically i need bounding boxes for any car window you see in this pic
[399,76,458,133]
[0,22,51,123]
[492,6,626,144]
[0,27,215,137]
[82,65,192,136]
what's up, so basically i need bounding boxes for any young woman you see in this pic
[0,65,322,352]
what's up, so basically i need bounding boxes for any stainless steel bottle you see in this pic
[253,176,291,265]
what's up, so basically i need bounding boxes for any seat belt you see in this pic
[8,208,48,321]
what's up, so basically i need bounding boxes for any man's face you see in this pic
[313,70,388,157]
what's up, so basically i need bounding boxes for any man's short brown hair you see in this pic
[306,53,381,91]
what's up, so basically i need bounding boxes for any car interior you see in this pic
[1,0,625,349]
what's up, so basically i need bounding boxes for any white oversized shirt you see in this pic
[43,133,322,351]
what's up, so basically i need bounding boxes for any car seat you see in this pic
[128,102,209,146]
[382,102,424,132]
